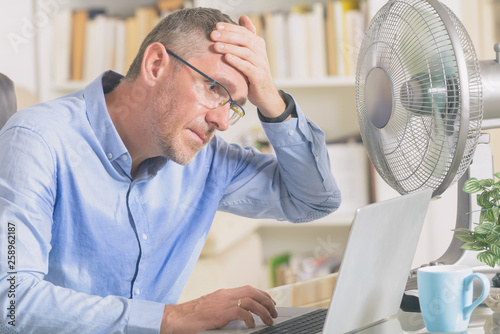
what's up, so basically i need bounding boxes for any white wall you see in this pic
[0,1,37,99]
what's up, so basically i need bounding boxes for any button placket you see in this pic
[127,182,152,299]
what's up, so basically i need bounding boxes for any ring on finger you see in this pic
[237,298,242,308]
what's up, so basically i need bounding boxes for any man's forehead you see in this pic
[211,70,248,106]
[189,51,248,104]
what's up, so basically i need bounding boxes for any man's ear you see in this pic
[140,42,169,86]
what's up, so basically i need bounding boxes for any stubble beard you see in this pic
[148,80,214,166]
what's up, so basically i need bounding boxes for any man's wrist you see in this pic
[161,305,175,334]
[258,91,297,123]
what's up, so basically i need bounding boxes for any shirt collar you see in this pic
[84,71,129,164]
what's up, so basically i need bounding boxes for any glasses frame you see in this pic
[165,49,245,125]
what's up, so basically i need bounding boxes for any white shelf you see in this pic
[274,76,355,89]
[52,81,88,92]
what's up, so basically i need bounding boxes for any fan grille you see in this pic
[356,0,482,197]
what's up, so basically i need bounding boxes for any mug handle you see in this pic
[463,272,491,320]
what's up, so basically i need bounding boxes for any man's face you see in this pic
[146,51,248,165]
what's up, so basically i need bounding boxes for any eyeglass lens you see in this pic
[202,82,244,125]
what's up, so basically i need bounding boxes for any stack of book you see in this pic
[52,0,187,84]
[249,0,367,80]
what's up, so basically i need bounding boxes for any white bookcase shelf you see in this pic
[273,76,356,89]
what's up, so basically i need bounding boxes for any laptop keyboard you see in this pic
[252,308,327,334]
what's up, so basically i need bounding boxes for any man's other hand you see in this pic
[160,285,278,334]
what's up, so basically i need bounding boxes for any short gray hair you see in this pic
[125,7,236,80]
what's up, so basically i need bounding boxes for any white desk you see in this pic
[367,306,494,333]
[203,306,495,333]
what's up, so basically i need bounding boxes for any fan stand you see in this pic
[405,44,500,294]
[402,134,494,312]
[432,133,493,268]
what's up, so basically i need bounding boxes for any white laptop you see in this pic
[202,188,433,334]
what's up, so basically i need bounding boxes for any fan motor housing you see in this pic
[365,67,393,128]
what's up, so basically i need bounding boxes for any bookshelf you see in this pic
[34,0,471,293]
[34,0,376,293]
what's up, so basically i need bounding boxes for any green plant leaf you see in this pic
[463,178,482,193]
[475,222,495,235]
[453,228,474,233]
[486,233,500,245]
[492,189,500,202]
[494,172,500,180]
[494,207,500,223]
[461,242,487,251]
[477,251,497,268]
[486,210,497,223]
[478,191,492,207]
[455,234,477,243]
[480,179,495,187]
[479,209,497,223]
[490,244,500,258]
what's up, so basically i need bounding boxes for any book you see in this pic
[345,8,365,75]
[247,13,263,37]
[124,16,139,73]
[103,18,118,73]
[70,10,88,81]
[114,19,126,74]
[83,14,108,81]
[52,8,72,82]
[307,3,327,78]
[287,8,309,78]
[135,6,159,44]
[461,0,481,56]
[273,11,288,79]
[263,12,276,77]
[478,0,495,59]
[325,1,338,76]
[263,11,288,79]
[337,0,360,76]
[157,0,185,16]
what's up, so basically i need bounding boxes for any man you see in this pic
[0,7,340,334]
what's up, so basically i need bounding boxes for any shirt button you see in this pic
[288,129,295,136]
[300,121,305,127]
[121,155,128,161]
[135,288,140,295]
[142,234,148,241]
[315,155,320,162]
[107,153,113,160]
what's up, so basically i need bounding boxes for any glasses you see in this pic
[166,49,245,126]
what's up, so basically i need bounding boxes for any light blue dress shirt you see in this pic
[0,71,340,333]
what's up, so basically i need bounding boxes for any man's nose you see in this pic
[205,103,230,131]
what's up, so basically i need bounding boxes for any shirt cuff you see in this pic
[261,94,316,148]
[127,299,165,334]
[257,91,297,123]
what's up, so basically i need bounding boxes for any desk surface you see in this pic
[204,306,496,333]
[364,306,494,333]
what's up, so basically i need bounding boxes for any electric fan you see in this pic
[356,0,500,280]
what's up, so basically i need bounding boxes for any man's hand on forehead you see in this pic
[210,15,286,118]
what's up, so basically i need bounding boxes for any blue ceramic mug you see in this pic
[417,265,490,333]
